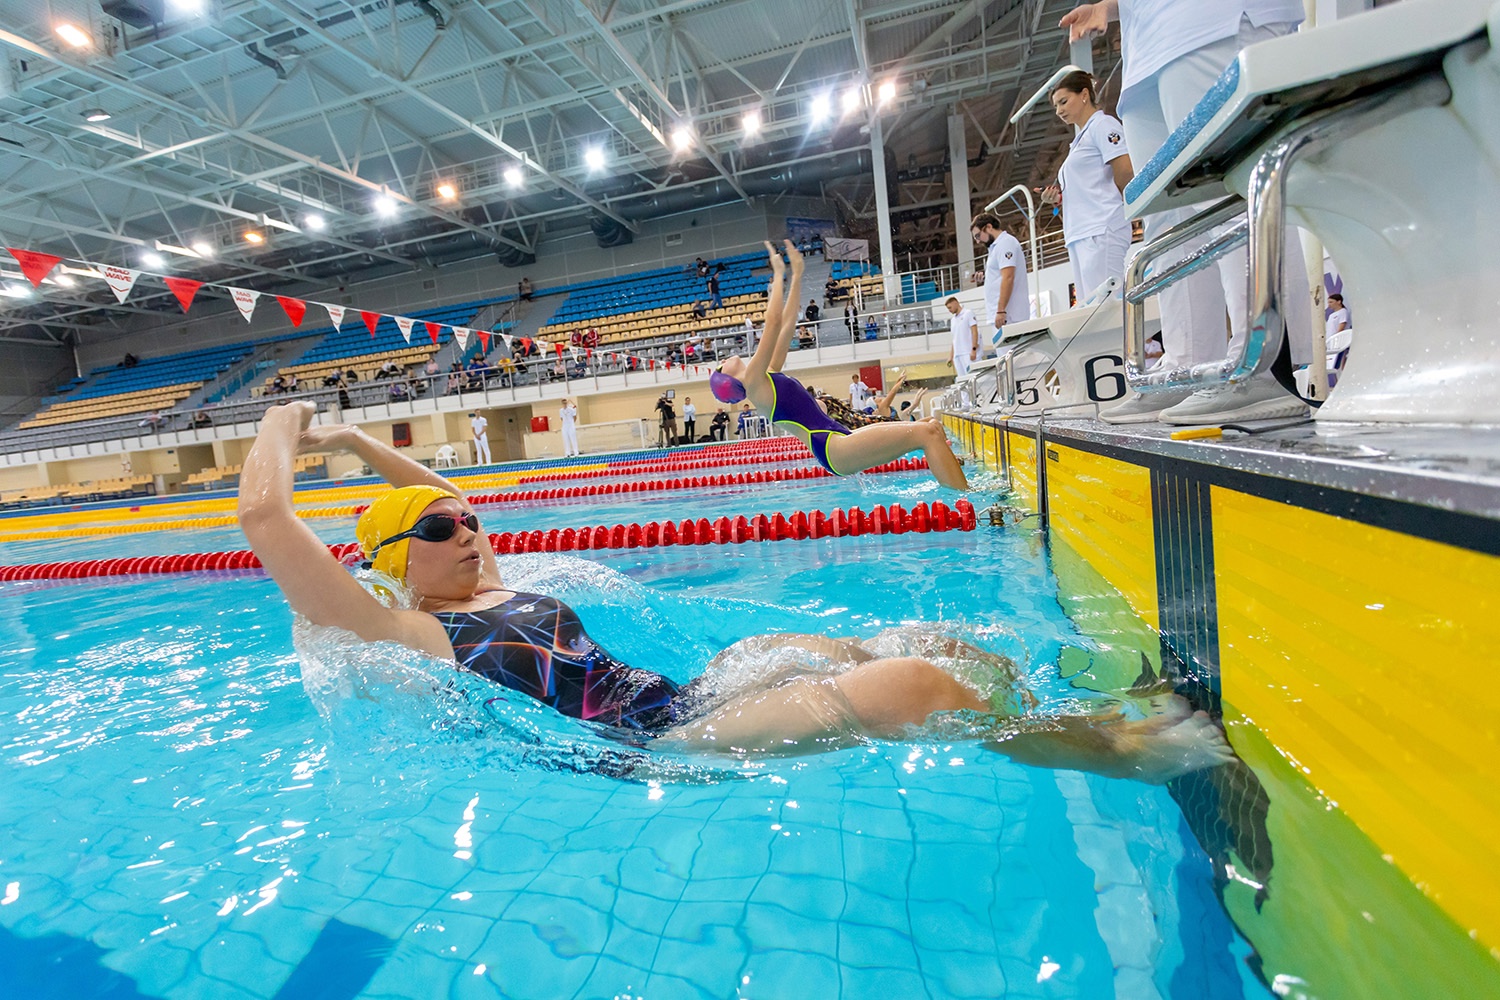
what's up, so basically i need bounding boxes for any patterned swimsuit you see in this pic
[434,591,682,732]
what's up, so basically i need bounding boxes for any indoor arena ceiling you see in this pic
[0,0,1105,344]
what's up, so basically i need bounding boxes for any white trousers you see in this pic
[561,424,579,456]
[1068,226,1131,304]
[473,434,491,464]
[1119,17,1313,368]
[953,346,973,378]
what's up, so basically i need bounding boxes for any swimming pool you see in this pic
[0,467,1270,999]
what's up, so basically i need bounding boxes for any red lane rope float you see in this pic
[0,500,976,581]
[470,458,928,506]
[512,443,816,486]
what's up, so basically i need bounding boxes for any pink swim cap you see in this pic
[709,371,746,404]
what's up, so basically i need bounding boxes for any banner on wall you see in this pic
[823,236,869,262]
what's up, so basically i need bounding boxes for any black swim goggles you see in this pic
[368,512,480,560]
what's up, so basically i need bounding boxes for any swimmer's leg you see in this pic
[986,695,1234,784]
[823,420,968,490]
[703,633,876,672]
[661,656,984,755]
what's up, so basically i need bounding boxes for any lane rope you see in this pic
[0,500,977,581]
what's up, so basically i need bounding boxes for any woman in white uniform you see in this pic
[1043,70,1134,302]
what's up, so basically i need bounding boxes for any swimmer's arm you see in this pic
[767,242,804,373]
[298,420,503,587]
[239,403,457,659]
[744,242,786,386]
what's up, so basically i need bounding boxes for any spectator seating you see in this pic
[183,455,326,491]
[0,475,155,508]
[21,342,257,428]
[536,251,769,349]
[261,298,503,393]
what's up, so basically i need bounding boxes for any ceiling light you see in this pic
[671,127,693,152]
[810,94,831,124]
[243,231,264,245]
[154,239,199,258]
[437,182,456,200]
[142,251,166,268]
[260,214,299,233]
[742,110,761,135]
[55,23,91,48]
[877,80,897,105]
[168,0,207,14]
[82,108,111,123]
[302,213,325,231]
[374,194,398,217]
[504,166,524,188]
[842,87,863,113]
[584,146,606,171]
[53,273,76,287]
[2,284,33,299]
[191,240,214,258]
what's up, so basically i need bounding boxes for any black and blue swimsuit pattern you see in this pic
[433,591,682,732]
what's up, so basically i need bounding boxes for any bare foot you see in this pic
[1118,710,1235,783]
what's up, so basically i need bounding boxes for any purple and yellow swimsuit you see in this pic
[764,371,851,475]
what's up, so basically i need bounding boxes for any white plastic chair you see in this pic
[433,444,460,469]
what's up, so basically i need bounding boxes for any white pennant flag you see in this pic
[394,316,414,343]
[451,326,471,350]
[230,287,261,323]
[324,302,346,328]
[569,347,579,361]
[101,265,141,304]
[501,333,513,350]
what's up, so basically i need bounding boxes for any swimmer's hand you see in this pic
[765,241,785,274]
[784,239,804,273]
[297,422,360,454]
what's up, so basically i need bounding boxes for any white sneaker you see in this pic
[1099,386,1198,424]
[1159,376,1310,425]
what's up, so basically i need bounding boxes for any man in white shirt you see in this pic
[469,411,491,465]
[559,399,580,457]
[849,376,871,411]
[971,212,1032,350]
[944,297,981,377]
[1065,0,1314,424]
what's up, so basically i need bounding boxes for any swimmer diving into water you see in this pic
[710,242,968,490]
[238,400,1232,779]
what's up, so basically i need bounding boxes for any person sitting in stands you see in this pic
[446,362,462,395]
[570,329,583,347]
[344,368,359,384]
[711,407,730,441]
[583,328,600,350]
[824,276,842,305]
[271,374,287,394]
[121,352,139,368]
[864,317,879,339]
[804,300,820,323]
[695,257,710,277]
[377,360,402,380]
[796,323,816,350]
[497,356,517,387]
[390,380,410,401]
[692,300,708,319]
[518,276,534,301]
[798,236,813,254]
[192,410,213,428]
[285,373,299,393]
[324,371,353,409]
[736,402,758,438]
[465,357,487,390]
[139,410,165,431]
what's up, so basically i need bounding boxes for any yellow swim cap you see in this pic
[355,484,459,579]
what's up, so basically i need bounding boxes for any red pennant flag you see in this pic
[277,296,307,327]
[586,348,593,359]
[649,358,657,370]
[477,330,491,351]
[520,337,533,353]
[163,277,203,313]
[425,321,440,345]
[360,311,379,337]
[7,248,63,288]
[608,353,617,363]
[553,342,564,357]
[665,361,673,371]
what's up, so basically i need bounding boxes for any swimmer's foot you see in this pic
[1115,710,1235,783]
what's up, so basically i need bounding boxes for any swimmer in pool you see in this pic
[238,400,1232,779]
[710,242,969,490]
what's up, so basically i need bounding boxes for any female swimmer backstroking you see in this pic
[237,400,1232,779]
[709,242,968,491]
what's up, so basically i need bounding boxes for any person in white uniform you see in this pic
[971,212,1032,350]
[680,396,697,443]
[849,375,871,412]
[1066,0,1314,425]
[945,297,981,377]
[469,411,491,465]
[559,399,580,457]
[1042,71,1134,303]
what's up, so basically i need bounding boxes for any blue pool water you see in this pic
[0,471,1270,999]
